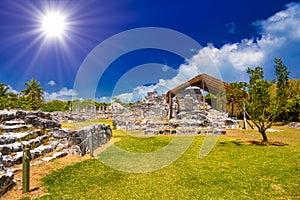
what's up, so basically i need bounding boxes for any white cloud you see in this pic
[7,85,19,94]
[47,80,56,86]
[258,2,300,40]
[44,87,78,102]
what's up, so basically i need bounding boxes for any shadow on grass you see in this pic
[218,140,288,146]
[218,141,244,146]
[247,141,288,146]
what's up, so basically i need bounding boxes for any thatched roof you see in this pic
[165,73,231,104]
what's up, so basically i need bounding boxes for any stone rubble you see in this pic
[288,122,300,130]
[113,91,239,135]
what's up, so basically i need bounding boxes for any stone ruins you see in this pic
[113,74,238,134]
[113,91,238,135]
[0,110,112,195]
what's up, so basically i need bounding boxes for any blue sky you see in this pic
[0,0,299,102]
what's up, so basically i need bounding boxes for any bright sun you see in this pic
[42,12,66,38]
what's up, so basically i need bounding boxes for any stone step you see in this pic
[42,151,67,162]
[0,130,42,145]
[1,143,55,167]
[0,124,29,133]
[3,120,25,126]
[0,135,49,155]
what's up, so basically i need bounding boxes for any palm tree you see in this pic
[21,78,44,109]
[0,83,9,97]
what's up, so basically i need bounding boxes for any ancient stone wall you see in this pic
[0,110,112,196]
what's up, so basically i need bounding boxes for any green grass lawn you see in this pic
[37,125,300,200]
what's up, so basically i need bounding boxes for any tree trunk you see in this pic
[231,102,234,117]
[259,129,269,145]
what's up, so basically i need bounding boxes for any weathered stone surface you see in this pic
[30,149,41,160]
[53,151,67,158]
[0,145,12,155]
[41,157,55,162]
[13,152,23,164]
[36,145,54,155]
[68,137,82,146]
[0,111,15,122]
[2,155,14,167]
[3,120,25,126]
[0,124,28,133]
[0,172,15,195]
[24,115,37,124]
[69,145,82,156]
[31,117,61,129]
[0,134,16,145]
[15,110,26,120]
[49,128,68,139]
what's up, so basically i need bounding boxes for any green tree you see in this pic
[6,92,18,109]
[226,82,247,117]
[0,83,9,109]
[41,100,70,112]
[285,79,300,121]
[246,58,290,144]
[21,78,44,110]
[275,79,300,122]
[0,83,9,97]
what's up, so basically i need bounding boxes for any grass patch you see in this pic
[38,125,300,199]
[61,118,113,130]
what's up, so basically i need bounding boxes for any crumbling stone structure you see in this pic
[113,74,238,134]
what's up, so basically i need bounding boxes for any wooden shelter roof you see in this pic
[165,73,231,104]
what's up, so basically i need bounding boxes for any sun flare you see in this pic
[41,12,66,38]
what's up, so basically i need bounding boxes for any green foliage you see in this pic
[21,78,44,110]
[246,58,290,144]
[0,83,9,97]
[226,82,247,116]
[41,100,70,112]
[278,79,300,122]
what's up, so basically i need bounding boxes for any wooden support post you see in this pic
[22,148,30,193]
[168,92,173,120]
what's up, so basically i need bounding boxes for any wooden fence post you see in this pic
[22,148,30,193]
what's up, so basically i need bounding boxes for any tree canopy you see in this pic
[21,78,44,109]
[245,58,290,144]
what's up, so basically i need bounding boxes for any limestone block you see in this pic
[13,152,23,164]
[53,151,67,158]
[0,145,12,155]
[2,155,14,167]
[36,145,54,155]
[49,128,68,139]
[30,149,41,160]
